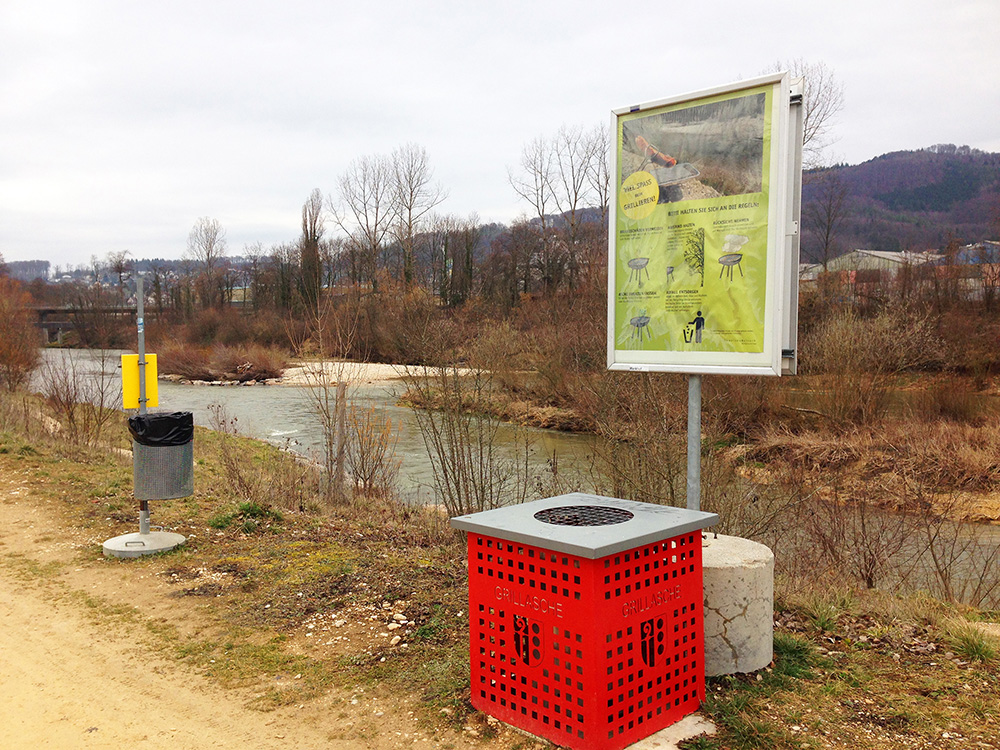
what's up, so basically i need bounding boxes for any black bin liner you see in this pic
[128,412,194,447]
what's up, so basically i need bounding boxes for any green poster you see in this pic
[612,83,778,366]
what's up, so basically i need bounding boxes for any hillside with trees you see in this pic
[802,144,1000,262]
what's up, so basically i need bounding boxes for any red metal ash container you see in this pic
[451,494,718,750]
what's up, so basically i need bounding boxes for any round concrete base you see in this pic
[702,534,774,676]
[103,531,186,558]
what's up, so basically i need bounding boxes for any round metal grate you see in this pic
[533,505,634,527]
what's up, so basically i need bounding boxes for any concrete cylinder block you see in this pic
[701,534,774,676]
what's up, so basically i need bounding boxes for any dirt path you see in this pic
[0,565,349,749]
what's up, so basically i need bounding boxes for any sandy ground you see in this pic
[279,360,408,386]
[0,571,345,750]
[277,361,477,387]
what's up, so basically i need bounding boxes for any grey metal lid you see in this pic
[450,493,719,559]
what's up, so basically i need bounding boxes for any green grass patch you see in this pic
[208,500,285,533]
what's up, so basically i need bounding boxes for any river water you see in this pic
[34,349,598,502]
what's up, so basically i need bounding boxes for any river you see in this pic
[34,349,598,503]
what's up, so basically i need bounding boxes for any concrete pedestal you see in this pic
[701,534,774,676]
[103,531,186,558]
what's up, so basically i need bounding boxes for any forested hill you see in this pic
[802,144,1000,259]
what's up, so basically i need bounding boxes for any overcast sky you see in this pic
[2,0,998,269]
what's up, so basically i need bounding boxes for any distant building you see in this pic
[814,244,1000,302]
[825,249,943,274]
[956,240,1000,265]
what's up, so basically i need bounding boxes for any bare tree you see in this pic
[320,236,345,291]
[146,260,168,316]
[585,124,612,229]
[427,213,459,304]
[242,241,268,312]
[453,214,481,305]
[546,125,597,291]
[763,59,845,168]
[803,168,849,270]
[331,154,395,292]
[269,242,299,311]
[509,137,568,295]
[107,249,131,306]
[391,143,446,287]
[509,136,554,231]
[185,217,228,308]
[300,188,325,313]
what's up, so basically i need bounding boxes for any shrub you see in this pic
[800,308,940,424]
[158,342,214,380]
[209,344,288,381]
[910,377,986,424]
[0,277,41,391]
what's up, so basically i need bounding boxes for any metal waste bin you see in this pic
[451,493,718,750]
[128,411,194,500]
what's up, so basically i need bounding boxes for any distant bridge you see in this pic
[32,306,139,345]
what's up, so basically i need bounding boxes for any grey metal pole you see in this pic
[686,374,702,512]
[136,277,150,535]
[137,276,147,416]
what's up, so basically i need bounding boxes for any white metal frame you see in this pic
[607,73,802,376]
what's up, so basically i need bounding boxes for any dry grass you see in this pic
[799,308,941,424]
[745,417,1000,500]
[699,584,1000,749]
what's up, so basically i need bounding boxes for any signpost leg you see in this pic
[687,374,702,512]
[136,276,149,535]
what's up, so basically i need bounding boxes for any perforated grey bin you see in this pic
[128,412,194,500]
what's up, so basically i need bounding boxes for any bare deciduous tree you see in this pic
[107,249,131,306]
[508,125,613,297]
[185,217,228,308]
[585,124,611,229]
[764,59,845,168]
[242,241,268,312]
[547,125,597,291]
[391,143,446,287]
[804,168,849,270]
[509,137,568,295]
[331,154,395,292]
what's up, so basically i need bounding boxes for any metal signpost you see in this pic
[103,277,189,558]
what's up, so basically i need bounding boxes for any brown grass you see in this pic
[745,417,1000,501]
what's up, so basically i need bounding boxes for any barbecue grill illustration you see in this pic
[718,234,749,282]
[627,257,650,286]
[630,310,651,341]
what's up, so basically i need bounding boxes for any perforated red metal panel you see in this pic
[467,531,704,750]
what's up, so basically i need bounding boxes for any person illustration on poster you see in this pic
[687,310,705,344]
